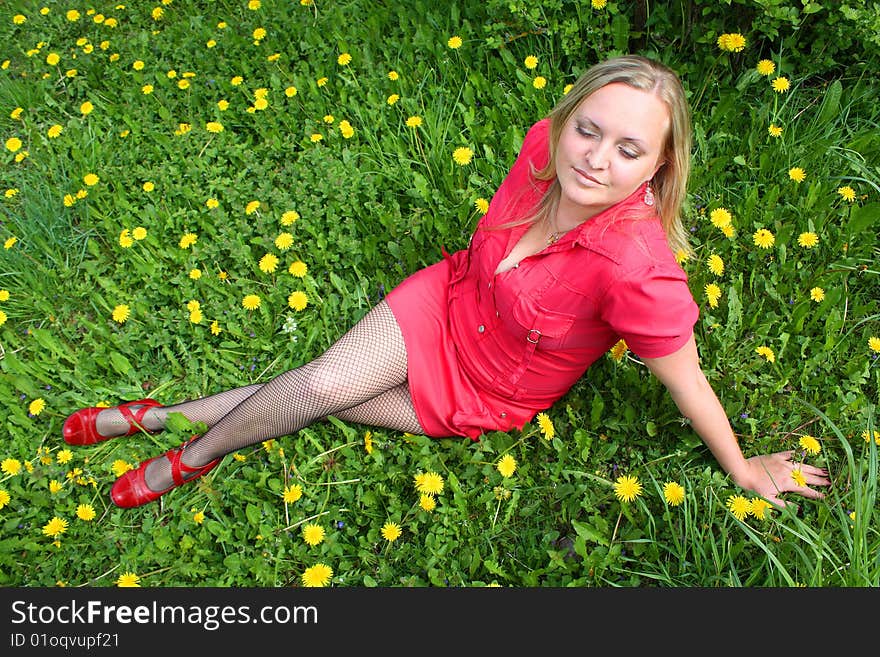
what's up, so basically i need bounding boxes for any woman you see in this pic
[62,55,830,508]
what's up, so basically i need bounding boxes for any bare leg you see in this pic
[142,301,420,490]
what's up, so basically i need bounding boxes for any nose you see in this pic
[586,140,611,169]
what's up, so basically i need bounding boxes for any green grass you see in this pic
[0,0,878,587]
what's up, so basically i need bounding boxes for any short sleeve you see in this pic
[600,263,699,359]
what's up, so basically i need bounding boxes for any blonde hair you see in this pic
[527,55,693,257]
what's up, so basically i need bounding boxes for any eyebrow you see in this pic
[576,116,648,147]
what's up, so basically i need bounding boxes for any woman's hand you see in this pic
[737,450,831,507]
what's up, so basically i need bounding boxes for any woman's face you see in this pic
[554,82,670,225]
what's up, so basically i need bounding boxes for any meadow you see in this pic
[0,0,878,587]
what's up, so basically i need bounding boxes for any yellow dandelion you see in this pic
[281,210,300,225]
[837,186,856,202]
[42,516,68,538]
[755,345,775,363]
[0,489,10,510]
[717,33,747,52]
[419,494,436,512]
[193,510,205,524]
[726,494,752,521]
[387,93,400,105]
[536,412,555,440]
[753,228,775,249]
[364,431,373,454]
[788,167,806,183]
[524,55,538,69]
[285,86,297,97]
[275,233,294,250]
[112,304,130,323]
[704,283,722,308]
[179,232,198,249]
[388,70,399,81]
[707,254,724,276]
[283,484,302,503]
[405,116,422,128]
[302,523,325,546]
[288,291,308,311]
[756,59,775,76]
[245,200,261,215]
[49,479,63,493]
[768,124,783,137]
[709,207,732,228]
[29,398,46,415]
[497,454,517,478]
[206,121,224,134]
[663,482,686,506]
[80,100,94,115]
[1,458,22,476]
[452,147,473,166]
[381,521,402,542]
[475,198,489,214]
[867,336,880,353]
[791,468,806,487]
[210,320,221,335]
[56,449,72,464]
[242,294,261,310]
[613,474,642,503]
[810,287,825,302]
[76,504,96,521]
[116,572,140,587]
[532,76,547,89]
[799,435,821,456]
[111,460,132,477]
[339,120,354,138]
[447,36,462,49]
[414,471,444,495]
[862,429,880,445]
[48,124,63,138]
[301,563,332,587]
[750,498,772,520]
[609,338,628,361]
[288,261,308,278]
[797,231,818,248]
[258,253,279,273]
[772,77,790,93]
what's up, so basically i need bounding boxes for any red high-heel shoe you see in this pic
[110,436,220,508]
[63,399,163,446]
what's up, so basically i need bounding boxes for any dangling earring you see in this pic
[643,181,655,207]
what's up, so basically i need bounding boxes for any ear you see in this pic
[649,159,667,181]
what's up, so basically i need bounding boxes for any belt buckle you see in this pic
[526,329,541,344]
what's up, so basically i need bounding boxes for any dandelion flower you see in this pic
[592,0,608,9]
[281,210,300,225]
[283,484,302,503]
[29,398,46,415]
[193,510,205,524]
[56,449,72,465]
[406,116,422,128]
[726,494,752,521]
[797,232,818,248]
[862,429,880,445]
[868,336,880,353]
[709,207,732,228]
[756,59,775,76]
[5,137,23,153]
[419,494,436,512]
[112,304,130,323]
[0,489,10,510]
[287,291,308,311]
[42,516,68,538]
[242,295,261,310]
[524,55,538,69]
[496,454,517,478]
[49,480,63,493]
[210,320,221,335]
[707,254,724,276]
[613,475,642,503]
[609,338,628,361]
[791,468,806,487]
[704,283,722,308]
[275,233,294,250]
[475,198,489,214]
[116,572,140,587]
[755,345,775,363]
[258,253,279,273]
[245,200,261,215]
[302,524,325,546]
[206,121,224,133]
[750,498,772,520]
[381,522,402,542]
[810,287,825,302]
[837,186,856,202]
[753,228,775,249]
[388,70,399,81]
[48,124,63,138]
[111,460,132,477]
[453,147,473,166]
[414,471,444,495]
[768,124,783,137]
[301,563,332,587]
[339,120,354,138]
[717,33,747,52]
[337,53,352,66]
[80,101,94,115]
[387,94,400,105]
[179,232,198,249]
[799,435,821,456]
[772,77,790,93]
[447,36,462,49]
[76,504,96,521]
[289,261,308,278]
[1,458,22,476]
[536,412,555,440]
[533,76,547,89]
[364,431,373,454]
[663,482,685,506]
[5,237,18,250]
[788,167,806,183]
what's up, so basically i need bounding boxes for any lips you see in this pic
[573,166,604,186]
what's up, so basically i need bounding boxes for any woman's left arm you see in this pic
[640,334,830,506]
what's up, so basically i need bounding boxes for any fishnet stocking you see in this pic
[141,301,422,490]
